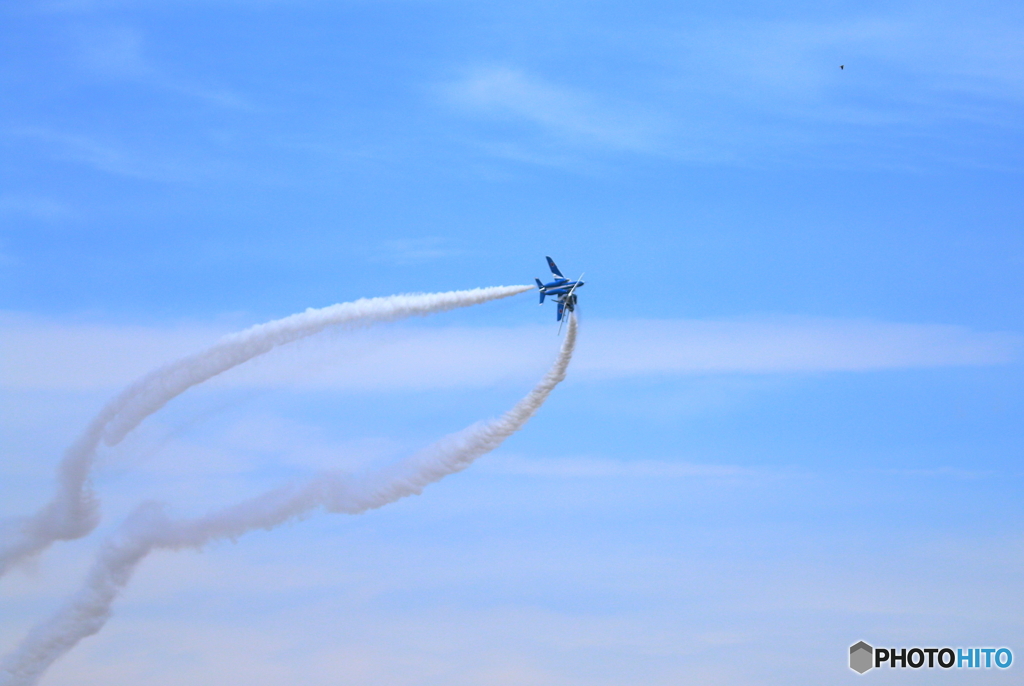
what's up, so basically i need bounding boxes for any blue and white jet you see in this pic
[535,256,584,326]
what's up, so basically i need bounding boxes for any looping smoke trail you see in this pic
[0,316,577,686]
[0,285,533,579]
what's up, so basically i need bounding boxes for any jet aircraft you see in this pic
[535,256,584,326]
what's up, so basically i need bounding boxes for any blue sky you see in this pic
[1,0,1023,684]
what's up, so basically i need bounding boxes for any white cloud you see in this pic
[1,313,1018,393]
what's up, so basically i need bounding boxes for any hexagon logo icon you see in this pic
[850,641,874,674]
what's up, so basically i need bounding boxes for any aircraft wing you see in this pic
[565,273,583,302]
[546,256,565,279]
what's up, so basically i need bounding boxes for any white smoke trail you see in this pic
[0,316,577,686]
[0,285,533,578]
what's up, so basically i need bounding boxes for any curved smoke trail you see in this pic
[0,285,533,578]
[0,316,577,686]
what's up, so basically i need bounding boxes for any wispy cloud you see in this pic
[73,24,150,78]
[1,313,1018,392]
[6,127,170,179]
[371,238,465,266]
[7,127,148,178]
[663,14,1024,167]
[442,67,666,155]
[5,126,245,181]
[870,466,1000,480]
[480,455,757,479]
[66,23,252,109]
[673,16,1024,120]
[439,13,1024,170]
[0,194,72,221]
[2,24,253,182]
[575,318,1021,375]
[0,312,226,391]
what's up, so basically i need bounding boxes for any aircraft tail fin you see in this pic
[535,278,545,303]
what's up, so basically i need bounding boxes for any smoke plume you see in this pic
[0,316,577,686]
[0,285,532,578]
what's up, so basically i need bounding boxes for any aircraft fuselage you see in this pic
[540,281,583,295]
